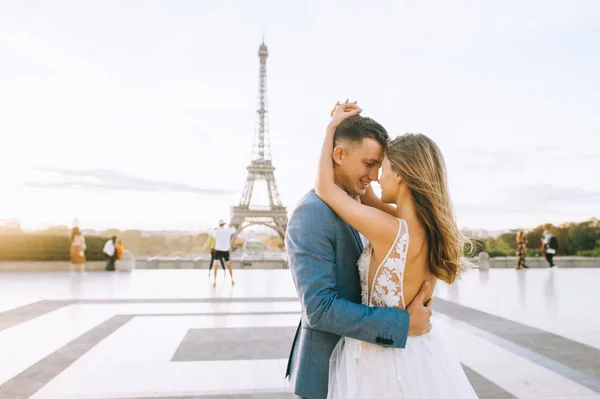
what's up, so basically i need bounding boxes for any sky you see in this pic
[1,0,599,232]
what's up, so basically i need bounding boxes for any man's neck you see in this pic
[333,173,353,197]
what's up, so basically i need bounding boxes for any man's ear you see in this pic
[332,146,345,166]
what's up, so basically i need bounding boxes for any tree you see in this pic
[261,236,285,250]
[482,218,600,257]
[120,230,142,253]
[0,219,22,234]
[525,227,544,251]
[497,233,517,250]
[139,235,168,256]
[167,235,194,255]
[565,221,597,254]
[194,233,210,253]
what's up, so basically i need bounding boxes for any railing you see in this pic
[141,252,288,269]
[248,205,273,211]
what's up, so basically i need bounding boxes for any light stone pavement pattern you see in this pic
[0,269,599,399]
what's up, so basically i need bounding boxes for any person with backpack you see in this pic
[542,230,558,268]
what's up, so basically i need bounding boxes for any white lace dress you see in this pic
[327,219,478,399]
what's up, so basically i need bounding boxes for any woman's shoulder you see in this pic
[395,218,411,239]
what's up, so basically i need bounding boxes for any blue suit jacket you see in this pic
[285,190,410,399]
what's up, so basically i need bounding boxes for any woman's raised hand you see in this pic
[328,99,362,130]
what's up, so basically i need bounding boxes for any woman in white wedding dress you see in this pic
[315,100,478,398]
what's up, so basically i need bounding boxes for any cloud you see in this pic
[454,146,560,162]
[457,184,600,215]
[515,184,600,205]
[552,153,600,163]
[26,167,237,195]
[456,204,532,214]
[449,147,598,179]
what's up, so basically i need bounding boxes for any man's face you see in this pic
[336,138,384,197]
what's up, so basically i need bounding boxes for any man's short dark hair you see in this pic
[334,115,389,148]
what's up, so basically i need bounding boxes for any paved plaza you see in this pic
[0,268,599,399]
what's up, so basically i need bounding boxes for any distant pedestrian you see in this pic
[103,236,118,271]
[515,231,528,269]
[69,227,87,274]
[213,219,236,286]
[542,230,558,268]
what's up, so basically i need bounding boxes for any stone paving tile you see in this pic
[173,327,298,361]
[2,270,598,399]
[0,300,69,332]
[435,298,600,382]
[0,315,133,399]
[463,366,517,399]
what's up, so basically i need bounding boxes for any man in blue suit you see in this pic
[285,115,434,399]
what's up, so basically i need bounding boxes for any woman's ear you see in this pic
[332,146,344,166]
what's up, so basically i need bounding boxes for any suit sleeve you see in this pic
[286,200,409,348]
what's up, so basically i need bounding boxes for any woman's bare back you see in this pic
[363,218,436,309]
[403,219,437,306]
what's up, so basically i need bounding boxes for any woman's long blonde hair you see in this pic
[386,133,466,284]
[517,231,524,243]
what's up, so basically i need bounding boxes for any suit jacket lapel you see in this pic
[313,188,364,252]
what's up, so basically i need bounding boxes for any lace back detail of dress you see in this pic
[358,219,409,310]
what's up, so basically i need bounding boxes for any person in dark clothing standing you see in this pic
[542,230,557,268]
[103,236,118,271]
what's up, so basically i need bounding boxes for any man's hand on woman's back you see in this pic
[407,281,434,336]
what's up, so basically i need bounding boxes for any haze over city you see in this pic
[1,1,599,232]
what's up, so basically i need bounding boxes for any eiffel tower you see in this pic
[230,40,288,240]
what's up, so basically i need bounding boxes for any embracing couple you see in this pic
[285,100,478,398]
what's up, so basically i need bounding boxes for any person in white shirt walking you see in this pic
[213,219,236,286]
